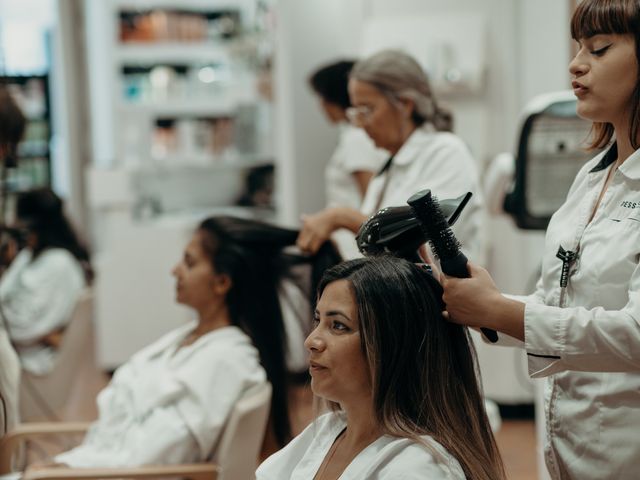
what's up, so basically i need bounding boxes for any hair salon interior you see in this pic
[0,0,609,479]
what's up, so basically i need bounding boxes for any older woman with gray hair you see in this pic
[297,49,484,262]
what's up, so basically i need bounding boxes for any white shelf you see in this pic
[118,99,237,117]
[117,42,230,64]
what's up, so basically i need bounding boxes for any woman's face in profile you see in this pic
[305,280,371,405]
[348,78,411,154]
[171,231,225,310]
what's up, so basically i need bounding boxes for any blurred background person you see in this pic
[0,187,92,375]
[297,50,485,262]
[308,59,387,258]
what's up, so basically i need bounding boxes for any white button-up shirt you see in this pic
[506,144,640,479]
[360,128,485,263]
[325,123,387,210]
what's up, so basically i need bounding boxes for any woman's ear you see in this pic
[400,98,415,118]
[213,273,233,296]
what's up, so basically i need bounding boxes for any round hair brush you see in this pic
[407,189,498,343]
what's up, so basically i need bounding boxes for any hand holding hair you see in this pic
[296,210,336,254]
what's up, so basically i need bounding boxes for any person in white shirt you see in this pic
[309,60,387,210]
[1,188,91,375]
[308,60,387,259]
[441,1,640,478]
[256,256,505,480]
[297,50,485,262]
[41,215,340,469]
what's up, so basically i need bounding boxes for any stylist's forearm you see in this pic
[332,207,368,234]
[487,297,526,342]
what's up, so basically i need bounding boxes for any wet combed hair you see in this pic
[350,50,453,132]
[317,256,506,480]
[0,85,27,159]
[197,215,341,448]
[309,60,357,110]
[571,0,640,149]
[17,188,93,283]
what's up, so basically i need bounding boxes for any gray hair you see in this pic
[350,50,453,132]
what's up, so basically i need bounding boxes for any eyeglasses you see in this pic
[345,105,373,126]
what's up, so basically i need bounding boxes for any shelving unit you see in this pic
[87,0,275,198]
[0,75,52,194]
[84,0,278,368]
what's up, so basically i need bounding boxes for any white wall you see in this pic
[274,0,365,224]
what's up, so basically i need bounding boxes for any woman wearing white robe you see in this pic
[56,322,264,467]
[257,257,505,479]
[1,188,91,375]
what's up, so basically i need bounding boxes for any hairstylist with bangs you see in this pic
[442,1,640,478]
[296,50,484,262]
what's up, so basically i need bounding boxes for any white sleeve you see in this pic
[3,252,84,343]
[486,280,547,347]
[340,127,387,173]
[524,261,640,377]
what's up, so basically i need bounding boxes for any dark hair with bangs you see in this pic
[571,0,640,149]
[316,256,505,480]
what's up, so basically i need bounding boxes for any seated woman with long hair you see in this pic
[48,215,340,468]
[0,188,92,375]
[257,255,505,479]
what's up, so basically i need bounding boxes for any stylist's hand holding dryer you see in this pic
[443,1,640,479]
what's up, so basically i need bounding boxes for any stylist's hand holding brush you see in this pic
[441,263,525,341]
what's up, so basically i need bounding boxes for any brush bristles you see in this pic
[410,192,462,260]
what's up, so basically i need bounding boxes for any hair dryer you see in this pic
[356,192,472,263]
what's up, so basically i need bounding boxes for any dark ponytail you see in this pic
[197,216,341,447]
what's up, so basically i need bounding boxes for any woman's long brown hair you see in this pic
[317,256,506,480]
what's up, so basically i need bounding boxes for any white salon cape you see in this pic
[494,145,640,479]
[256,412,465,479]
[0,248,85,375]
[55,323,266,468]
[326,123,387,260]
[361,128,485,264]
